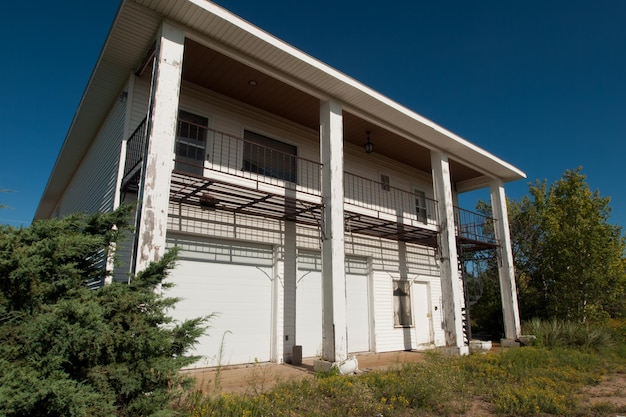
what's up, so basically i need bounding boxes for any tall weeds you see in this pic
[523,318,614,350]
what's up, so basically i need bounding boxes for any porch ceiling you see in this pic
[182,39,482,185]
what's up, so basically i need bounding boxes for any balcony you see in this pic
[120,118,147,194]
[121,124,497,250]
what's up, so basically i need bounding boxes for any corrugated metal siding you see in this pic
[56,96,126,216]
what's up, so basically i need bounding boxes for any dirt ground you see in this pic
[583,372,626,410]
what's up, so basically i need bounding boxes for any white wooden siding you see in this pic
[129,74,151,132]
[56,93,126,216]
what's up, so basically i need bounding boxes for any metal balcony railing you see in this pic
[454,206,498,247]
[343,172,437,226]
[120,118,147,192]
[204,128,322,195]
[121,119,497,249]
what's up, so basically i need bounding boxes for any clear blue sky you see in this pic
[1,0,624,231]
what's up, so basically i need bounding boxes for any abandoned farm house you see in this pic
[35,0,526,368]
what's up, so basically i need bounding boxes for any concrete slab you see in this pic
[183,350,426,394]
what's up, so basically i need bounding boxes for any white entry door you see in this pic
[412,281,433,345]
[165,236,274,367]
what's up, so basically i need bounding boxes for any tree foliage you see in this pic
[472,168,626,331]
[0,206,207,417]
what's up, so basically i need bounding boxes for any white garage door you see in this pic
[346,258,370,353]
[296,253,322,358]
[165,236,274,367]
[296,253,370,357]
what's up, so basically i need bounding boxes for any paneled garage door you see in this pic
[165,235,274,367]
[296,253,370,358]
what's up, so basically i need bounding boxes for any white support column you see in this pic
[431,151,468,354]
[490,179,521,343]
[135,22,185,272]
[319,100,348,363]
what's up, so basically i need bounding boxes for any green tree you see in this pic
[525,168,625,321]
[0,206,207,417]
[473,168,625,328]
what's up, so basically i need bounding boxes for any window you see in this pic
[175,110,208,176]
[393,280,412,327]
[243,130,297,182]
[380,174,390,191]
[414,189,428,222]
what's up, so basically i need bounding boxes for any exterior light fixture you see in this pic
[364,131,374,154]
[248,79,258,86]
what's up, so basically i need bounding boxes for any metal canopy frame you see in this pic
[169,171,444,247]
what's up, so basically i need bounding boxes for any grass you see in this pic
[179,320,626,416]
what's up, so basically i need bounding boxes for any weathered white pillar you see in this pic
[490,179,521,343]
[431,151,468,354]
[135,22,185,272]
[319,100,348,363]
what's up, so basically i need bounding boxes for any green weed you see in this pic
[181,323,626,417]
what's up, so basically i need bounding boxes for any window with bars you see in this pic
[380,174,390,191]
[414,189,428,222]
[175,110,208,176]
[243,130,297,182]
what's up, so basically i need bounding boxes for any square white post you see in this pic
[431,151,468,354]
[319,100,348,363]
[490,179,521,342]
[135,22,185,272]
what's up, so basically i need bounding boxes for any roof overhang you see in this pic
[35,0,525,219]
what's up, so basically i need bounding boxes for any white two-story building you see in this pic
[36,0,524,368]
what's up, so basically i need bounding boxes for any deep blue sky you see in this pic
[1,1,624,230]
